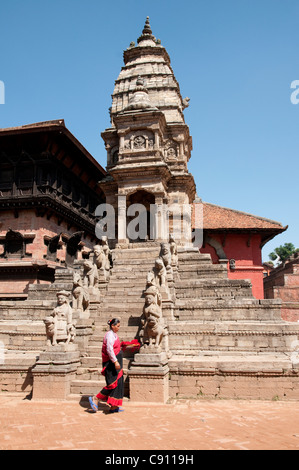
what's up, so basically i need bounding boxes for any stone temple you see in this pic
[0,17,299,402]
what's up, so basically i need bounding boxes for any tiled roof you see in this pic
[193,202,287,232]
[0,120,106,175]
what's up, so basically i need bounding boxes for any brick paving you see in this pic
[0,395,299,450]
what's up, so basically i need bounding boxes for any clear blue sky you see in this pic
[0,0,298,262]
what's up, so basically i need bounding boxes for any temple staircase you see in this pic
[166,247,299,399]
[69,242,161,399]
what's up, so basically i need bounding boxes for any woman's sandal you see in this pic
[109,407,124,413]
[89,397,98,412]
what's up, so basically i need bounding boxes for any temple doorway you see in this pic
[126,190,155,242]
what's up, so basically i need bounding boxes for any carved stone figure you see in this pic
[94,238,111,280]
[160,243,172,272]
[101,236,111,268]
[169,235,178,267]
[133,135,146,149]
[93,245,106,270]
[72,272,90,312]
[154,258,166,287]
[44,291,76,346]
[142,285,165,350]
[83,259,99,289]
[182,96,190,109]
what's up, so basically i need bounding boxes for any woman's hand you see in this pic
[114,361,121,370]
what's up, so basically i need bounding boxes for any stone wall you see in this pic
[264,258,299,322]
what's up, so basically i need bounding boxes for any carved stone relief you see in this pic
[123,130,155,152]
[164,140,178,160]
[133,135,146,149]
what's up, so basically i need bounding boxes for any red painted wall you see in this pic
[200,232,264,299]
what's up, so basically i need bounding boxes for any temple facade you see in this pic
[0,18,299,403]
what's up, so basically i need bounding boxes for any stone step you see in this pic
[168,320,299,353]
[80,355,134,369]
[175,278,252,289]
[168,352,295,374]
[113,246,160,258]
[0,320,46,350]
[174,298,282,321]
[70,379,105,396]
[178,264,227,278]
[178,271,227,280]
[107,275,149,283]
[178,252,212,262]
[175,278,253,299]
[70,378,130,398]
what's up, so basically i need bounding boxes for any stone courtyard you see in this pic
[1,395,299,450]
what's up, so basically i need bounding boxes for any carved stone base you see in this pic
[128,350,169,403]
[32,344,80,400]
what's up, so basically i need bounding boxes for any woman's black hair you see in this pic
[107,318,120,328]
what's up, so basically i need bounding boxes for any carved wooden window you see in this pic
[62,174,72,196]
[5,230,24,257]
[0,168,14,191]
[72,184,81,203]
[38,165,52,186]
[17,165,34,188]
[81,192,88,208]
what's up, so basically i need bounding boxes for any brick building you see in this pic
[0,119,106,297]
[195,202,287,299]
[264,255,299,321]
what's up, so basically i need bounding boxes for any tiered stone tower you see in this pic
[100,17,196,245]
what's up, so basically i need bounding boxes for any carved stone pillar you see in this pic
[117,194,127,243]
[154,196,167,242]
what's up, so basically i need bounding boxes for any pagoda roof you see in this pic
[0,119,106,176]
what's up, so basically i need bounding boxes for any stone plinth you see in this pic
[128,348,169,403]
[32,344,80,400]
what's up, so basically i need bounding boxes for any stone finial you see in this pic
[137,16,157,45]
[143,16,152,35]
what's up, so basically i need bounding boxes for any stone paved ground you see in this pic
[0,395,299,450]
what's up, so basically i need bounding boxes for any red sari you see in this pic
[96,332,124,407]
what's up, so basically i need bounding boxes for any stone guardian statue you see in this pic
[44,291,76,346]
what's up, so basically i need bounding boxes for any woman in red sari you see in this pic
[89,318,124,413]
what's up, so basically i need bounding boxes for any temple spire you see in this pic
[137,16,156,45]
[142,16,152,35]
